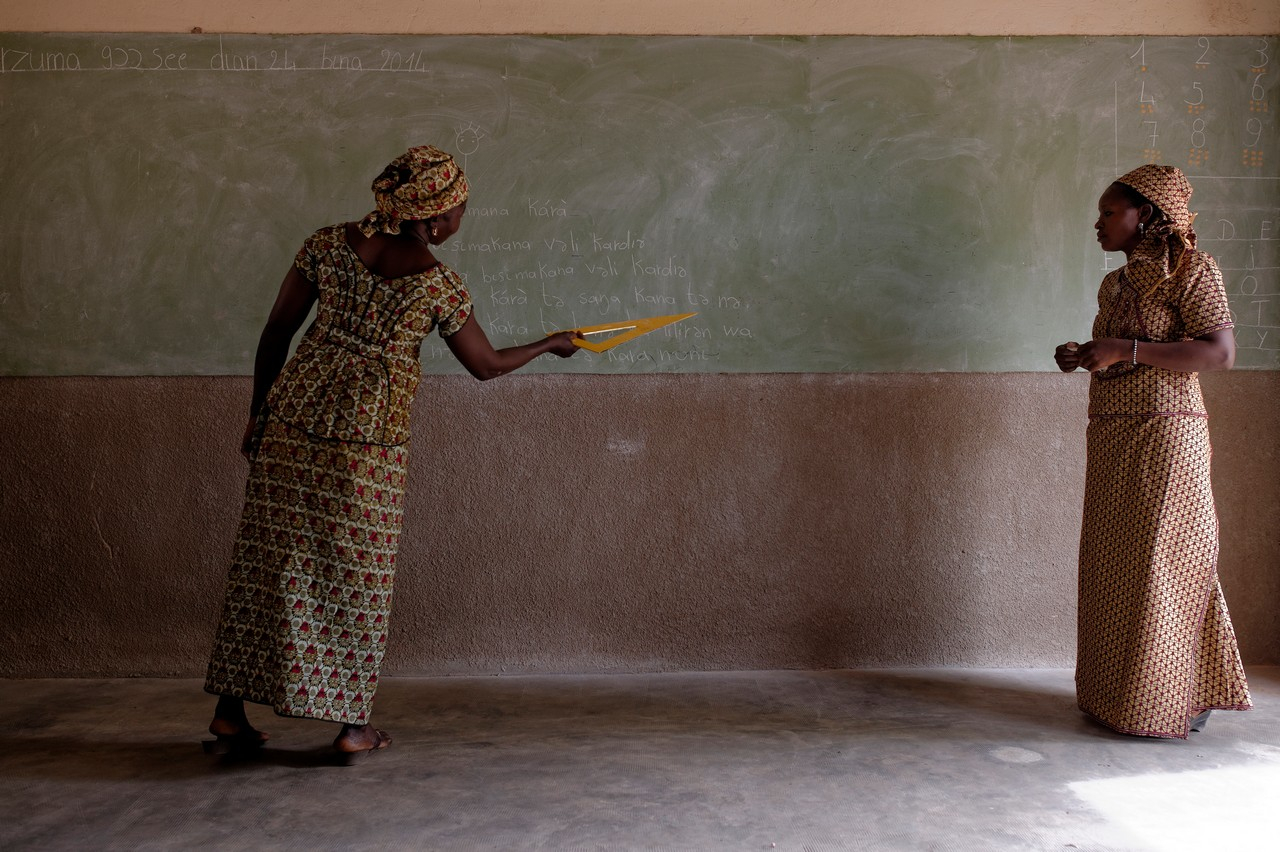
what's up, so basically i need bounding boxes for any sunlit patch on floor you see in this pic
[1070,763,1280,851]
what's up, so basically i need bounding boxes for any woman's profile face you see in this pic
[1095,184,1145,255]
[430,202,467,244]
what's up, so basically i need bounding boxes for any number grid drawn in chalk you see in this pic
[0,33,1276,375]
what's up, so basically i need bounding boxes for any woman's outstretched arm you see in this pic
[444,315,582,380]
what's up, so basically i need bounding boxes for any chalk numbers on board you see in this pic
[1130,41,1162,161]
[1243,38,1269,168]
[1242,119,1264,167]
[1186,39,1210,167]
[1130,40,1148,74]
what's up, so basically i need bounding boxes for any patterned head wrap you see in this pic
[1115,164,1195,235]
[1113,164,1198,295]
[356,145,469,237]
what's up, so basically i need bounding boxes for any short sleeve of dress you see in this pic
[1177,252,1233,338]
[293,235,318,283]
[435,266,473,338]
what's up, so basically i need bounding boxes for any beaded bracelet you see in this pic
[1132,339,1139,366]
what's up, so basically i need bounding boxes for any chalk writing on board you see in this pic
[1217,213,1279,353]
[1108,38,1279,357]
[1186,40,1210,167]
[1194,37,1211,72]
[378,50,432,73]
[1,33,1276,375]
[0,47,82,72]
[1229,39,1275,349]
[100,46,189,71]
[529,200,569,218]
[319,46,362,71]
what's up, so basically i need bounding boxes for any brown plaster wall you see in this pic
[4,0,1277,35]
[2,372,1276,677]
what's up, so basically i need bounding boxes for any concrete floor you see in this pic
[2,669,1278,851]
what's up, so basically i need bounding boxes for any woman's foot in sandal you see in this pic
[204,696,270,755]
[333,723,391,765]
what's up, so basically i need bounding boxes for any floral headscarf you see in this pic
[1114,164,1197,295]
[356,145,469,237]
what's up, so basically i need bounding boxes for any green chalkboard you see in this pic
[1,34,1276,374]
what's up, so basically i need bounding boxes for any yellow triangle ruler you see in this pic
[552,312,698,353]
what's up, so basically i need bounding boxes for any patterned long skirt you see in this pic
[205,417,408,724]
[1076,415,1251,738]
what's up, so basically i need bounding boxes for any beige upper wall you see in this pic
[2,0,1276,35]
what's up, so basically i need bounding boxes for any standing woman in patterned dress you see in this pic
[1054,164,1252,738]
[204,146,583,762]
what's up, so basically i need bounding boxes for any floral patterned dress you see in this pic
[1075,238,1251,738]
[205,224,472,724]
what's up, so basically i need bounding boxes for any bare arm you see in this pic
[249,265,319,414]
[240,265,318,457]
[444,314,582,380]
[1059,328,1235,374]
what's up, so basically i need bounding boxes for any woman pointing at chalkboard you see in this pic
[203,145,582,763]
[1054,164,1251,739]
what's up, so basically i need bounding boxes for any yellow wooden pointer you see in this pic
[553,312,698,353]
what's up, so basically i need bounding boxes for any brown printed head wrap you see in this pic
[357,145,469,237]
[1115,163,1195,235]
[1113,164,1198,295]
